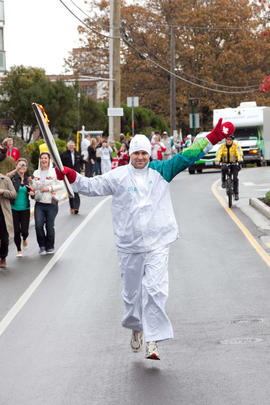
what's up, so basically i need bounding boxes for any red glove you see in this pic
[206,118,235,145]
[55,166,77,184]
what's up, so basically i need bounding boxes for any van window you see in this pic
[234,127,258,140]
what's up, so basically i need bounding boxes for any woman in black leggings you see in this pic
[8,158,34,257]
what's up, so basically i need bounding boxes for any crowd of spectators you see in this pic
[0,129,186,268]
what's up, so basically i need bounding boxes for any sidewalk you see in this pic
[236,166,270,232]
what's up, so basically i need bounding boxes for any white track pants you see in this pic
[118,246,174,342]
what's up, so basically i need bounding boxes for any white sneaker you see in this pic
[130,330,144,352]
[39,247,47,255]
[16,251,23,258]
[145,341,160,360]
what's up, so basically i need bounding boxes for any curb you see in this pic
[249,198,270,220]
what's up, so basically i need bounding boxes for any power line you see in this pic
[123,19,253,32]
[59,0,262,93]
[58,0,119,40]
[121,28,260,90]
[172,69,259,89]
[69,0,110,30]
[121,36,259,94]
[174,24,251,32]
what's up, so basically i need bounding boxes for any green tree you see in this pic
[45,79,77,140]
[0,66,79,141]
[121,105,169,136]
[0,66,51,141]
[79,94,107,133]
[26,138,67,170]
[99,101,169,135]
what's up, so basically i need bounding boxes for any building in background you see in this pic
[47,74,108,102]
[0,0,5,74]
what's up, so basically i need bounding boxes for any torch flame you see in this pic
[37,104,50,124]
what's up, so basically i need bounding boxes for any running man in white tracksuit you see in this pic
[55,118,234,360]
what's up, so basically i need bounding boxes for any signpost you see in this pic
[189,113,200,130]
[189,98,199,137]
[107,107,124,117]
[127,97,139,137]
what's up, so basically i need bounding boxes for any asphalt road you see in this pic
[1,167,270,405]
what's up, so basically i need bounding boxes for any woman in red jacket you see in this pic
[117,143,129,166]
[4,137,21,162]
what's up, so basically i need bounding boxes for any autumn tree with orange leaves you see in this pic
[66,0,270,134]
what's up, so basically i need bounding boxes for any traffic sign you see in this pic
[107,108,124,116]
[189,113,200,129]
[127,97,139,107]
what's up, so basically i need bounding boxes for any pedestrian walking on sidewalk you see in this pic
[61,140,83,214]
[55,119,234,360]
[31,152,65,255]
[7,158,34,257]
[88,138,97,177]
[0,171,17,268]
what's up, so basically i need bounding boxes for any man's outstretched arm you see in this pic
[149,119,235,182]
[55,167,114,196]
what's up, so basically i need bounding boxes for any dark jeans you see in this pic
[95,160,101,175]
[69,193,80,210]
[84,160,90,177]
[0,207,8,259]
[34,202,58,250]
[12,209,30,251]
[221,165,239,194]
[89,162,95,177]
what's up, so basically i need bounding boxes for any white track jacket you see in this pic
[72,137,212,253]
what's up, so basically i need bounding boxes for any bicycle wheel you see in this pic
[226,178,233,208]
[228,190,232,208]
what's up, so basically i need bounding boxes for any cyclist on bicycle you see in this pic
[216,135,243,200]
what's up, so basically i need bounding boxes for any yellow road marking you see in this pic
[211,178,270,268]
[266,242,270,248]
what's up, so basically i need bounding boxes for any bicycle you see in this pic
[221,163,239,208]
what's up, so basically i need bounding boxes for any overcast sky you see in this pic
[4,0,83,75]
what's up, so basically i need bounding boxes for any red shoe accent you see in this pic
[147,353,160,360]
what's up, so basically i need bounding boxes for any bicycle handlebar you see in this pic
[220,162,240,166]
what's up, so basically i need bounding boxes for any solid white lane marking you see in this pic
[243,182,270,187]
[0,196,111,338]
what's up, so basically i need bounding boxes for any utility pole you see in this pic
[109,0,114,142]
[170,25,176,137]
[113,0,121,141]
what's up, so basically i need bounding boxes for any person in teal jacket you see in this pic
[8,158,34,257]
[56,118,234,361]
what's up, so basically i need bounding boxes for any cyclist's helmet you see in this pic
[226,134,234,140]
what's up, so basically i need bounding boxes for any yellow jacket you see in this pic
[216,141,243,163]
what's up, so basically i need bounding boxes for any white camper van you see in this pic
[213,102,270,166]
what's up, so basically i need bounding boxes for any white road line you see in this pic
[243,182,270,187]
[242,182,255,186]
[0,196,111,338]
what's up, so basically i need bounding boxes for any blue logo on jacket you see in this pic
[127,186,138,193]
